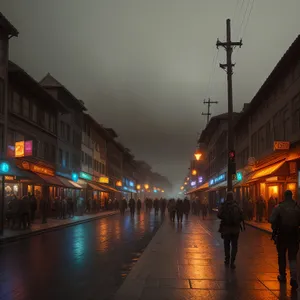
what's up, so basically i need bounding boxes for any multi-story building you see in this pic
[5,61,67,213]
[121,149,137,200]
[40,74,85,180]
[234,34,300,213]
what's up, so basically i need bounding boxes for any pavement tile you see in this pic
[159,279,190,288]
[190,279,225,289]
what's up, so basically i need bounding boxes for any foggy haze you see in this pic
[2,0,300,192]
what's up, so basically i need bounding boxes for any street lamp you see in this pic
[191,169,197,176]
[136,184,141,190]
[194,150,202,161]
[180,186,184,190]
[144,184,149,190]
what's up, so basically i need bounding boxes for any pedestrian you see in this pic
[160,198,166,217]
[183,198,190,220]
[268,196,276,222]
[176,199,184,223]
[247,198,254,221]
[270,190,300,288]
[29,193,37,223]
[169,199,176,222]
[217,192,244,269]
[137,198,142,214]
[201,197,208,220]
[129,198,135,217]
[256,196,265,222]
[154,198,159,215]
[192,200,196,215]
[120,197,127,216]
[196,200,201,216]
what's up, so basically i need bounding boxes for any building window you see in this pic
[12,92,21,114]
[44,112,49,130]
[59,148,63,166]
[60,121,65,138]
[31,103,37,122]
[66,125,70,141]
[22,97,30,118]
[66,151,69,168]
[49,115,55,133]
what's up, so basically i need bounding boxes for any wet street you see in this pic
[0,212,163,300]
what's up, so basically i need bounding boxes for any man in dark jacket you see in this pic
[129,198,135,217]
[183,198,190,220]
[176,199,184,223]
[270,190,300,288]
[218,192,244,269]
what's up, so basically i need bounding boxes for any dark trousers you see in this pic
[185,213,189,220]
[177,211,183,222]
[223,233,239,263]
[277,236,299,279]
[170,211,175,222]
[130,208,135,217]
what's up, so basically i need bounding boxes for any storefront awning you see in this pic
[187,182,209,194]
[248,161,286,181]
[36,174,65,187]
[98,184,120,193]
[87,182,105,191]
[57,176,83,189]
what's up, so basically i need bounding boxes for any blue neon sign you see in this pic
[72,173,79,182]
[236,172,243,181]
[209,173,226,187]
[0,162,10,174]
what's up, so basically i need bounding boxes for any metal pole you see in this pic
[226,19,233,192]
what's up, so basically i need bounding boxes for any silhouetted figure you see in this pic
[183,198,190,220]
[137,199,142,214]
[120,198,127,216]
[160,198,166,217]
[176,199,184,223]
[168,199,176,222]
[129,198,135,217]
[268,196,276,222]
[154,198,159,215]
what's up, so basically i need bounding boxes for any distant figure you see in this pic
[137,199,142,214]
[176,199,184,223]
[120,198,127,216]
[129,198,135,217]
[256,196,266,222]
[192,200,196,215]
[201,197,208,220]
[160,198,166,217]
[168,199,176,222]
[183,198,190,220]
[268,196,276,222]
[29,193,37,222]
[154,198,159,215]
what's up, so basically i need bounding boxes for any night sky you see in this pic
[2,0,300,193]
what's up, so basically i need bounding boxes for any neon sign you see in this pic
[191,181,196,187]
[236,172,243,181]
[198,176,203,184]
[80,172,92,181]
[209,173,226,186]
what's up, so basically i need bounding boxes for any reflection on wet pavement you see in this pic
[115,215,300,300]
[0,212,163,300]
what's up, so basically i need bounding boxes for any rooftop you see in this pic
[40,73,87,111]
[0,12,19,37]
[235,34,300,126]
[8,61,68,113]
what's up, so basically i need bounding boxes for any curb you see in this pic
[245,221,272,234]
[0,211,119,245]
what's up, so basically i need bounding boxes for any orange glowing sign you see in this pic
[5,176,15,181]
[15,141,25,157]
[21,161,54,176]
[116,180,122,187]
[99,176,109,184]
[274,141,290,151]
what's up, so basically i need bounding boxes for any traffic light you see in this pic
[229,150,235,161]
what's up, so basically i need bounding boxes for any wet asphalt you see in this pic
[0,211,163,300]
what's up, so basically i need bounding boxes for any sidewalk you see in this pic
[245,220,272,233]
[114,215,295,300]
[0,210,119,244]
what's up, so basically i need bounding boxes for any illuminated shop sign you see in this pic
[0,162,10,174]
[198,176,203,184]
[99,176,109,184]
[21,161,54,176]
[129,181,134,187]
[72,173,79,182]
[236,172,243,181]
[5,176,15,181]
[80,171,92,181]
[191,181,196,187]
[116,180,122,187]
[15,141,33,157]
[209,173,226,187]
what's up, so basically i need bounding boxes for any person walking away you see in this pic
[169,199,176,222]
[176,199,184,223]
[196,200,201,216]
[154,198,159,215]
[120,197,127,216]
[129,198,135,217]
[268,196,276,222]
[192,200,196,215]
[160,198,166,217]
[29,193,37,223]
[256,196,265,222]
[218,192,244,269]
[247,198,254,221]
[137,198,142,214]
[183,198,190,220]
[270,190,300,288]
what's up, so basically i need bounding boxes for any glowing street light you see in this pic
[136,184,141,190]
[191,169,197,176]
[194,149,202,161]
[180,186,184,190]
[184,182,187,185]
[144,184,149,190]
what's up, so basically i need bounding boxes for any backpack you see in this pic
[279,202,300,229]
[222,202,242,226]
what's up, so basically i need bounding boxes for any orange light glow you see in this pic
[251,161,285,180]
[116,180,122,187]
[192,169,197,176]
[15,141,25,157]
[180,186,184,190]
[144,184,149,190]
[136,184,141,190]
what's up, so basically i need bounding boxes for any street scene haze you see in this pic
[1,1,300,299]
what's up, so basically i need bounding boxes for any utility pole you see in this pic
[202,98,218,125]
[216,19,242,192]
